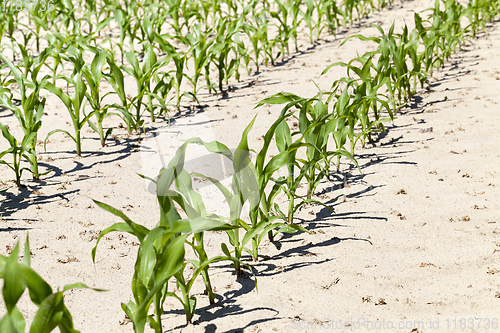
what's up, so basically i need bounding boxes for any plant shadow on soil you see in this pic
[0,133,144,217]
[0,181,80,218]
[165,270,279,333]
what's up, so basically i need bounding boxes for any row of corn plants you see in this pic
[2,1,500,332]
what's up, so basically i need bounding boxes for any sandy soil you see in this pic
[1,0,500,332]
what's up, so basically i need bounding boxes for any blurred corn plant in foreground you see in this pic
[0,234,103,332]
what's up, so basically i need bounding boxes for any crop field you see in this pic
[1,0,500,332]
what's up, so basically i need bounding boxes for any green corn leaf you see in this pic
[0,308,25,333]
[92,222,139,263]
[41,82,72,111]
[156,141,188,198]
[291,198,334,216]
[136,228,164,289]
[156,232,186,274]
[0,52,26,100]
[44,129,76,151]
[57,306,79,333]
[121,301,144,333]
[260,151,289,189]
[174,170,206,217]
[29,292,65,333]
[21,234,30,267]
[275,119,292,152]
[221,243,232,257]
[62,283,106,293]
[255,92,303,108]
[93,200,150,242]
[256,219,301,244]
[3,243,25,313]
[170,217,235,234]
[277,224,309,234]
[22,266,52,306]
[241,218,276,247]
[185,138,233,160]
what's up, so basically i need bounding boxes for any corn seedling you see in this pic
[93,141,251,330]
[211,17,242,93]
[121,42,173,126]
[188,115,307,268]
[269,0,293,60]
[184,24,216,98]
[155,36,192,110]
[82,48,116,147]
[0,48,52,180]
[101,53,137,132]
[0,122,34,187]
[320,0,342,35]
[42,47,98,156]
[249,114,309,255]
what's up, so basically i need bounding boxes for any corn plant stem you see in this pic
[75,129,82,156]
[175,273,194,324]
[307,182,312,200]
[27,152,39,180]
[249,207,259,262]
[234,255,241,275]
[147,95,155,122]
[153,293,164,333]
[12,148,22,187]
[193,233,216,304]
[287,193,294,224]
[98,121,105,147]
[252,237,258,261]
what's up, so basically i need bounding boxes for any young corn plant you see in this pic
[93,141,250,331]
[0,48,52,180]
[0,122,34,187]
[285,0,302,51]
[189,116,308,267]
[82,49,116,147]
[42,47,97,156]
[262,89,362,199]
[249,114,309,254]
[269,0,293,60]
[301,0,317,44]
[413,12,442,76]
[467,0,500,36]
[242,22,264,73]
[339,22,421,112]
[188,143,260,274]
[184,24,216,98]
[271,116,330,223]
[253,10,278,67]
[320,0,342,35]
[121,42,173,126]
[155,36,193,110]
[211,17,242,93]
[2,5,20,61]
[112,7,131,65]
[0,234,103,332]
[434,0,469,63]
[101,53,136,132]
[323,56,395,146]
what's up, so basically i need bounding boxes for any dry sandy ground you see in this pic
[1,0,500,332]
